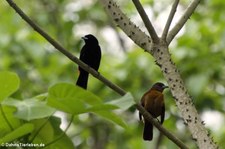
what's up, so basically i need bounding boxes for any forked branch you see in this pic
[161,0,180,41]
[6,0,187,148]
[132,0,159,43]
[167,0,201,44]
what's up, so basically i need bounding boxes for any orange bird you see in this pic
[139,82,168,141]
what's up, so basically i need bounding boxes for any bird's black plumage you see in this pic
[76,34,101,89]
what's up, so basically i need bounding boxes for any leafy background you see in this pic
[0,0,225,148]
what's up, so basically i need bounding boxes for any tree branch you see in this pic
[5,0,125,96]
[153,44,218,149]
[5,0,188,147]
[132,0,159,43]
[99,0,153,54]
[135,103,188,149]
[100,0,217,148]
[161,0,179,41]
[166,0,200,44]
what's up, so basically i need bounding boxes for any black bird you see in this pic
[76,34,101,89]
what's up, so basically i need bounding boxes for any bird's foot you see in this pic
[156,118,160,123]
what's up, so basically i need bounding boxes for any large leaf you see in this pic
[30,116,74,149]
[0,123,34,144]
[2,98,55,121]
[95,111,127,128]
[0,106,21,137]
[48,83,127,128]
[107,92,135,111]
[0,71,20,102]
[47,116,74,149]
[30,118,55,144]
[47,83,118,114]
[86,104,118,112]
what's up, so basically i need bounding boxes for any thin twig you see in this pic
[42,114,75,148]
[100,0,154,54]
[132,0,159,43]
[6,0,187,147]
[161,0,179,41]
[167,0,200,44]
[29,115,53,142]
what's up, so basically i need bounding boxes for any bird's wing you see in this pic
[139,112,143,121]
[139,96,145,121]
[79,46,87,61]
[154,93,165,124]
[161,105,165,124]
[78,46,86,71]
[92,45,101,70]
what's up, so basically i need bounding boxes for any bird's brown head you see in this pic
[151,82,168,92]
[82,34,99,45]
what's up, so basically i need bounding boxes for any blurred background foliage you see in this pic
[0,0,225,148]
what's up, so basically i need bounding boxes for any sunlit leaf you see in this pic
[2,98,55,121]
[95,111,127,128]
[0,105,21,137]
[0,71,20,102]
[0,123,34,144]
[30,118,55,144]
[48,116,74,149]
[48,83,126,128]
[48,83,103,114]
[86,104,118,112]
[107,92,135,111]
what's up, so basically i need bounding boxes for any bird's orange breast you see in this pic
[141,90,164,118]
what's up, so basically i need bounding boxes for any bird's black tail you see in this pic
[143,121,153,141]
[76,71,89,89]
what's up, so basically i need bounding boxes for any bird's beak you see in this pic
[163,85,169,89]
[82,36,88,40]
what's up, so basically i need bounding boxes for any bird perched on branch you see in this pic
[76,34,101,89]
[139,82,168,141]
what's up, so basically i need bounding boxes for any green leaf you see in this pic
[34,93,48,101]
[86,104,119,112]
[30,117,74,149]
[107,92,135,110]
[47,116,74,149]
[48,83,127,128]
[30,118,55,144]
[0,123,34,144]
[2,98,55,121]
[0,106,21,137]
[95,111,127,128]
[48,83,102,114]
[0,71,20,102]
